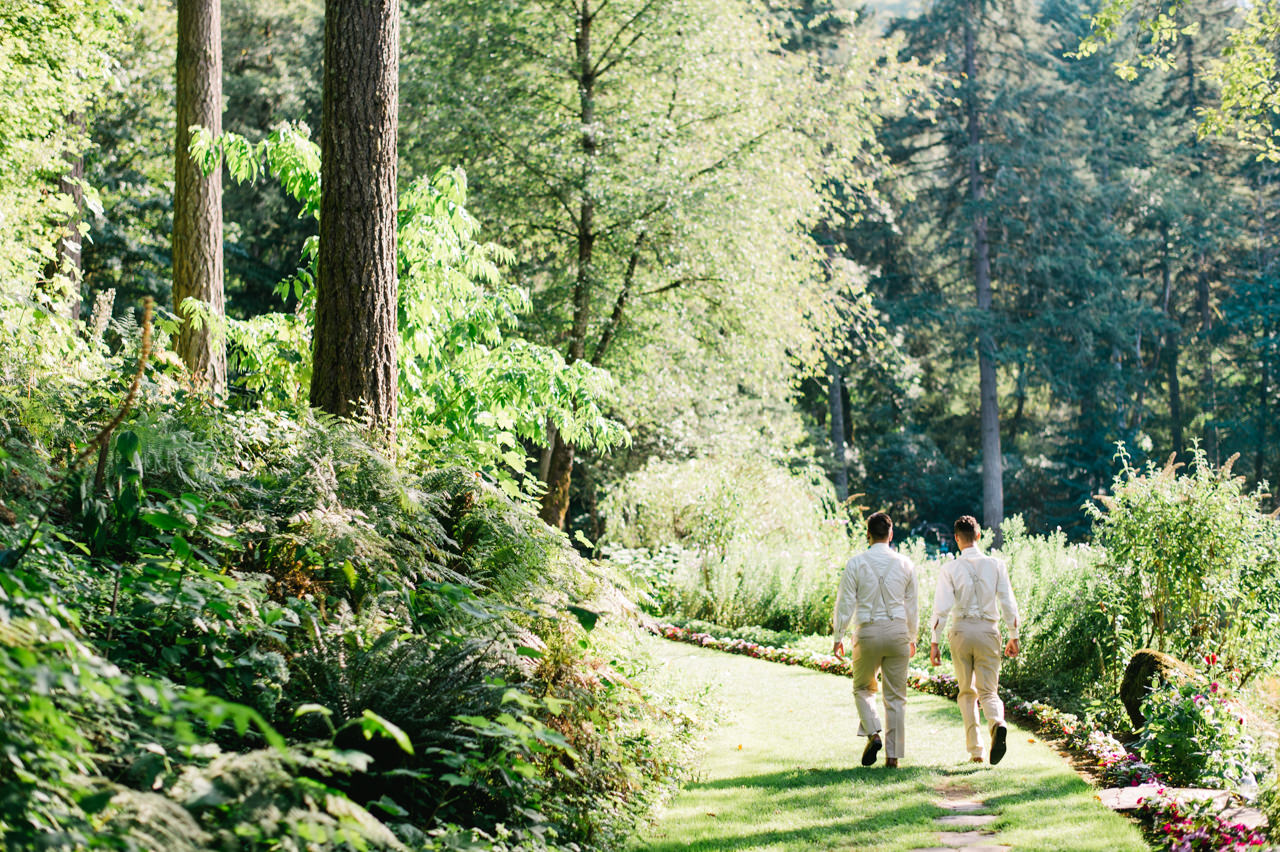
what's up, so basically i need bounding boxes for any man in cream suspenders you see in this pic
[929,515,1021,765]
[832,512,919,768]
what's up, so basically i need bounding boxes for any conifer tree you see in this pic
[173,0,227,393]
[310,0,400,437]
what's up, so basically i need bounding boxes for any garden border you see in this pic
[650,621,1270,851]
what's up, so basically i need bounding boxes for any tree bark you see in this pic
[540,432,576,529]
[1258,353,1269,485]
[173,0,227,394]
[964,19,1003,537]
[827,358,848,503]
[539,1,596,528]
[311,0,400,437]
[1197,266,1219,464]
[1160,233,1184,459]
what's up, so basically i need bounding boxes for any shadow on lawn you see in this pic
[639,766,936,852]
[638,760,1109,852]
[691,765,933,791]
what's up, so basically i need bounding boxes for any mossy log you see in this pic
[1119,648,1205,729]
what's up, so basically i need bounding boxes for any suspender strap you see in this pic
[956,556,989,619]
[872,565,891,620]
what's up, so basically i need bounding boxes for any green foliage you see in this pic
[1135,679,1258,789]
[604,455,850,633]
[0,290,698,850]
[395,167,629,481]
[994,518,1118,707]
[1088,446,1280,682]
[655,616,809,650]
[0,0,125,289]
[203,125,629,491]
[402,0,924,512]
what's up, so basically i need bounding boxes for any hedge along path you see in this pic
[631,636,1149,852]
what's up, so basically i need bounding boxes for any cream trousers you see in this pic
[949,617,1005,758]
[852,618,911,760]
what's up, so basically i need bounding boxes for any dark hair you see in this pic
[953,515,979,541]
[867,512,893,541]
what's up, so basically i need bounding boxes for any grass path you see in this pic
[631,636,1149,852]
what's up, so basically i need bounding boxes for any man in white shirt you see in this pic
[832,512,918,768]
[929,515,1021,765]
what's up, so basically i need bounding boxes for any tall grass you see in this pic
[602,455,850,634]
[608,466,1115,709]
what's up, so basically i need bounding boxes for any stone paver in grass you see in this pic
[933,831,1010,849]
[632,636,1148,852]
[1097,784,1269,831]
[936,814,998,827]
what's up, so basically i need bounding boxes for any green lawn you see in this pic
[632,636,1149,852]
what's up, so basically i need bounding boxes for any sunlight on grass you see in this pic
[632,636,1149,852]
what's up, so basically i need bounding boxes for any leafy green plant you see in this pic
[1088,446,1280,684]
[603,454,850,633]
[194,124,629,494]
[994,517,1118,708]
[1134,679,1258,789]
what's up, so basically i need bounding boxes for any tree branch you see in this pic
[591,0,663,78]
[591,231,646,366]
[638,275,720,297]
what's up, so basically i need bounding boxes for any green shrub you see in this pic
[0,263,701,850]
[603,454,850,633]
[658,616,810,649]
[1088,446,1280,686]
[994,518,1117,709]
[1134,680,1258,789]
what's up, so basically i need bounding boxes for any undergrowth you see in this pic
[0,304,704,850]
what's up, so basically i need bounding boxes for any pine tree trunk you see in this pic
[1160,234,1184,458]
[540,432,575,529]
[173,0,227,394]
[1197,266,1219,464]
[539,2,596,528]
[964,20,1003,537]
[310,0,399,437]
[1257,354,1269,484]
[828,358,848,503]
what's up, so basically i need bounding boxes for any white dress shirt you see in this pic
[930,546,1020,644]
[832,542,919,640]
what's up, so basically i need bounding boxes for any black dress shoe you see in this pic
[862,734,882,766]
[989,724,1007,766]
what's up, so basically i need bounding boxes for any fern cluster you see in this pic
[0,295,704,850]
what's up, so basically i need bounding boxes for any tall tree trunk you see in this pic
[963,19,1003,538]
[1160,233,1184,458]
[827,358,848,503]
[1197,266,1219,464]
[1184,38,1219,464]
[173,0,227,394]
[311,0,399,437]
[539,1,596,528]
[1258,353,1269,484]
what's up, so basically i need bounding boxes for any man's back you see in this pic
[834,543,918,639]
[933,545,1018,632]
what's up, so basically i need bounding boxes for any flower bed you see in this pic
[1137,790,1268,850]
[651,621,1269,850]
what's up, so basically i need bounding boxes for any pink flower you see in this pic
[1210,681,1219,693]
